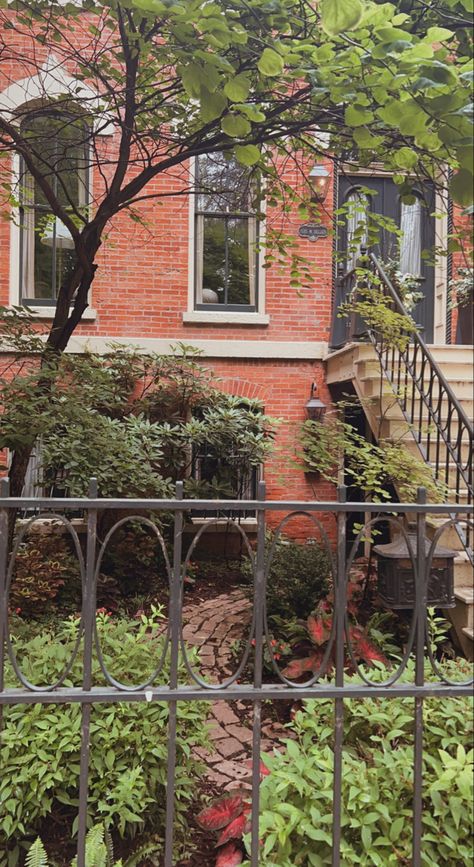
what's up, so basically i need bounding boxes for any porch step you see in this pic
[326,341,473,659]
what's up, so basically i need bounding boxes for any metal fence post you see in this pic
[77,478,98,866]
[0,477,10,732]
[250,480,266,866]
[164,480,184,867]
[332,485,347,867]
[413,487,426,867]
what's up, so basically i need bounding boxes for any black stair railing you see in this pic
[329,252,473,561]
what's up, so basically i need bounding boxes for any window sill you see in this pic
[183,311,269,326]
[22,306,97,321]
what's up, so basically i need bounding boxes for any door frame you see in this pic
[337,167,449,345]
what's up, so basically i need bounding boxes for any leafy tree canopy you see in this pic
[0,0,472,351]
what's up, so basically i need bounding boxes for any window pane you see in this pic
[226,217,251,305]
[202,216,226,300]
[399,198,422,276]
[346,191,368,271]
[33,225,54,300]
[20,113,86,301]
[197,153,253,213]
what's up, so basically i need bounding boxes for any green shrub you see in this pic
[10,530,81,615]
[0,609,209,865]
[251,664,473,866]
[243,535,330,622]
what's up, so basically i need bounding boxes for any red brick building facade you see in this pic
[0,36,467,543]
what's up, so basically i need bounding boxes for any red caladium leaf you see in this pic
[196,795,243,831]
[349,626,388,667]
[216,812,251,846]
[215,842,244,867]
[307,614,330,646]
[282,654,320,679]
[244,758,270,779]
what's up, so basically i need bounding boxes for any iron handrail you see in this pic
[367,252,473,560]
[370,254,473,435]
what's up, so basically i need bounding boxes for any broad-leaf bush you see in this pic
[242,534,330,622]
[0,610,209,865]
[251,664,473,866]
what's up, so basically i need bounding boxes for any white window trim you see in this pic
[0,55,114,134]
[2,56,109,312]
[184,158,267,324]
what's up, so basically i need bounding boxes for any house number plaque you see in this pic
[298,223,328,241]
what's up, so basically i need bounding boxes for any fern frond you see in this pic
[25,839,49,867]
[85,823,107,867]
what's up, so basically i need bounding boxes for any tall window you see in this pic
[19,111,88,304]
[195,154,258,310]
[399,197,422,277]
[345,189,369,272]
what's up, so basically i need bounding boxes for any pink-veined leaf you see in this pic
[282,654,320,678]
[349,626,388,667]
[216,812,251,846]
[244,758,270,779]
[215,841,244,867]
[196,795,243,831]
[307,614,331,645]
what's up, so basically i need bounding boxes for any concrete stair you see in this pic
[326,342,474,659]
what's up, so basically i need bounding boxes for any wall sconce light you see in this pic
[305,383,327,421]
[309,165,331,205]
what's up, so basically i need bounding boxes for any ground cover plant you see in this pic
[248,662,473,866]
[0,608,209,866]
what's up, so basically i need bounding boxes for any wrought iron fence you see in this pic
[0,480,472,867]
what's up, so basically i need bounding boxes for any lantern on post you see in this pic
[305,383,327,422]
[374,532,456,609]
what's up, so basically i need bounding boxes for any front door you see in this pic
[338,175,436,342]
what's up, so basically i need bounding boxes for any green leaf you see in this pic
[320,0,363,36]
[258,48,284,77]
[234,144,261,166]
[345,106,375,127]
[224,74,251,102]
[450,169,474,208]
[221,114,251,138]
[393,147,419,170]
[200,88,227,122]
[426,26,455,43]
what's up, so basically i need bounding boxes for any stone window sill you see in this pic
[22,306,97,320]
[183,311,269,326]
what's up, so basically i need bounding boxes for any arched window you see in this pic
[19,110,89,303]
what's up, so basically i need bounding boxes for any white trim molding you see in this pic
[0,55,114,134]
[22,306,97,320]
[182,311,269,325]
[59,336,328,359]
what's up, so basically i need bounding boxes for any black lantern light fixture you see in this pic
[374,531,456,610]
[309,164,331,204]
[305,383,327,421]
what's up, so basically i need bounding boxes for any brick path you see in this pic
[183,589,286,789]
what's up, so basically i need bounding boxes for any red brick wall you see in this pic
[0,20,337,536]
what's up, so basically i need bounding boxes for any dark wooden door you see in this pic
[338,175,436,342]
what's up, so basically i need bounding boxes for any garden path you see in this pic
[182,589,286,790]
